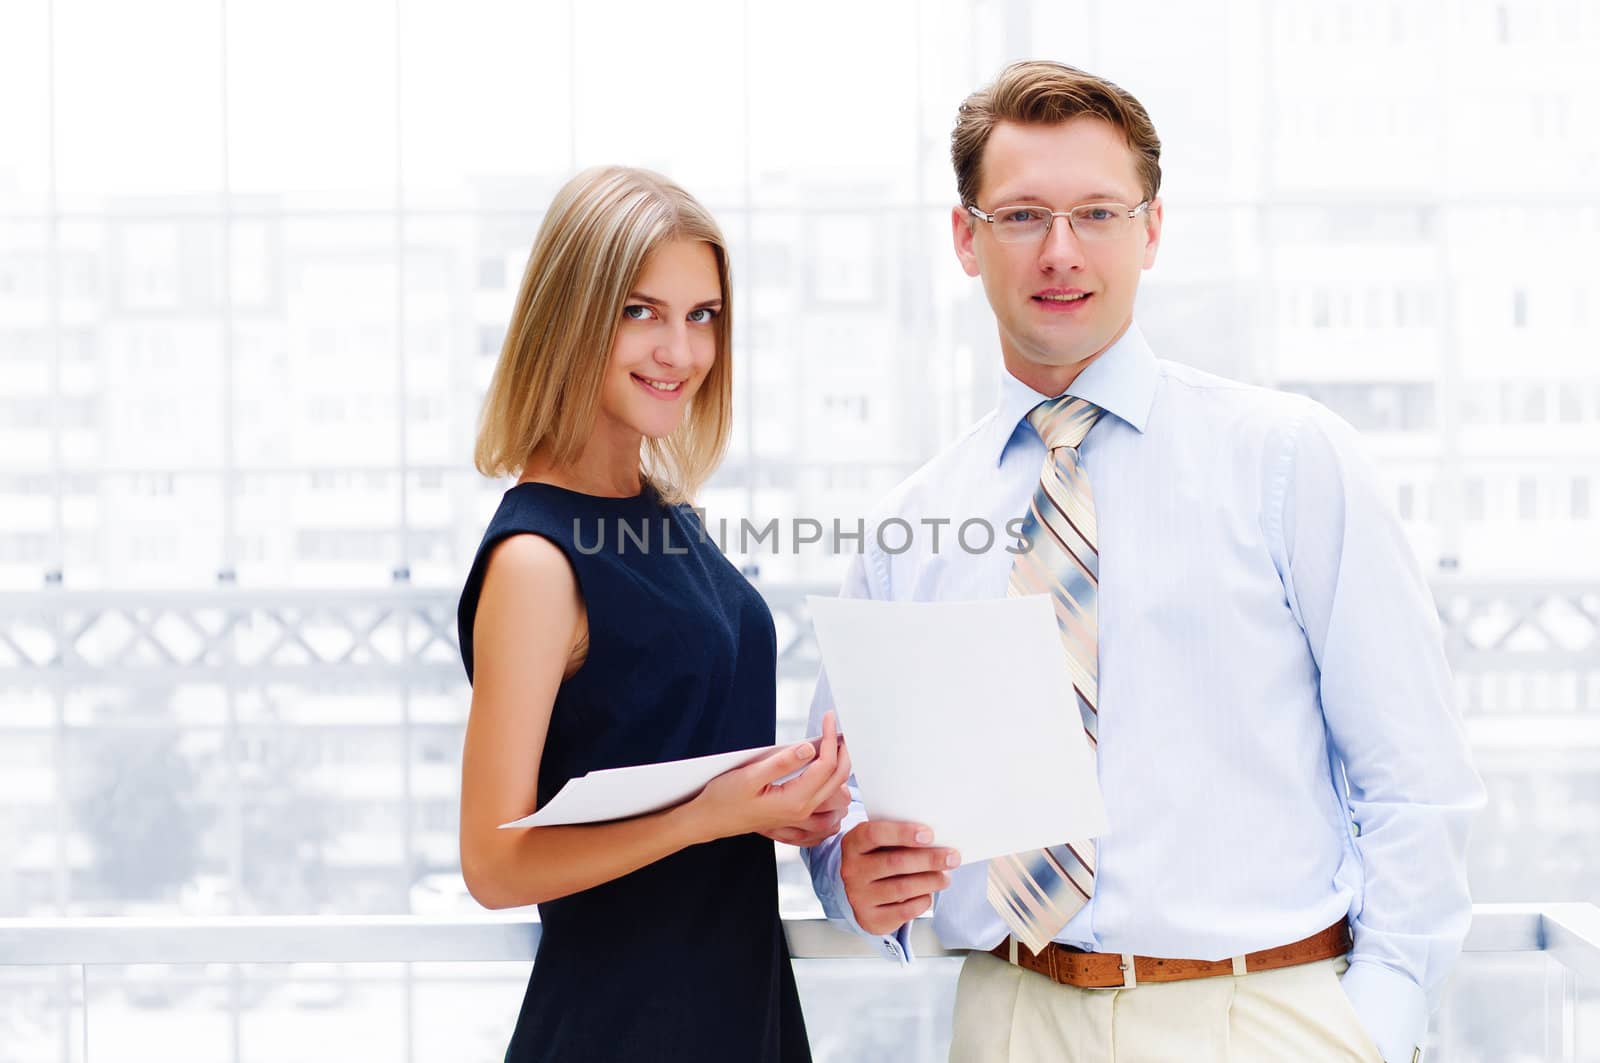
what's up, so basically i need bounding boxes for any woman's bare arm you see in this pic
[458,534,848,909]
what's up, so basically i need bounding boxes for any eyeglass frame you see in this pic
[965,200,1154,244]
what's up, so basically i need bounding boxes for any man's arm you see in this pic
[799,551,956,963]
[1275,405,1486,1063]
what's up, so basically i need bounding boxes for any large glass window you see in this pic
[2,0,1598,1056]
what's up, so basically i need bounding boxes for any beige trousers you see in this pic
[949,952,1385,1063]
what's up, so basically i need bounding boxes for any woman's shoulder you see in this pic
[457,488,590,682]
[478,481,625,546]
[494,479,594,520]
[480,530,574,586]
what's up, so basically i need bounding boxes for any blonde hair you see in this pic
[473,166,733,503]
[952,60,1162,208]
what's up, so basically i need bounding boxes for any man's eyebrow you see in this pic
[988,191,1134,205]
[627,291,723,310]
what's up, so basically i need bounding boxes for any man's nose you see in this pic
[1036,216,1088,272]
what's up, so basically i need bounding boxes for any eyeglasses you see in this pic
[966,201,1152,245]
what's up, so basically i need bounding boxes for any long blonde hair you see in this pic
[473,166,733,503]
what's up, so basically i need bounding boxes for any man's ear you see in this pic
[1141,198,1164,270]
[951,206,981,278]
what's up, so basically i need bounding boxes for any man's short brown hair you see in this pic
[951,60,1162,208]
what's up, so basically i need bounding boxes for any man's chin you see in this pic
[1022,347,1103,373]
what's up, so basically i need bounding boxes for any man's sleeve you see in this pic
[1275,404,1486,1063]
[798,549,914,965]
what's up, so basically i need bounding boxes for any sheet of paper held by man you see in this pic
[498,737,828,829]
[807,594,1109,865]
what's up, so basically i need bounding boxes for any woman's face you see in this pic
[596,238,723,442]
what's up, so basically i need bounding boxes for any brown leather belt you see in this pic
[987,921,1351,989]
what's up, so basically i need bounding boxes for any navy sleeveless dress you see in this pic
[456,481,811,1063]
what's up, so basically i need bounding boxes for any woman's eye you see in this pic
[622,304,656,321]
[687,307,718,324]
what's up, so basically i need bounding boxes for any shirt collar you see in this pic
[985,320,1159,467]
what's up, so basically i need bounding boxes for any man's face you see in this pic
[952,117,1163,391]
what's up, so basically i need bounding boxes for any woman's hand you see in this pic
[687,711,852,843]
[759,780,852,848]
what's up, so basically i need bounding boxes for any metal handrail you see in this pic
[2,904,1596,972]
[3,580,1598,702]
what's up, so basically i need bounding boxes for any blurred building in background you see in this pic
[1,0,1596,1059]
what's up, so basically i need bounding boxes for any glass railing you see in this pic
[1,903,1594,1062]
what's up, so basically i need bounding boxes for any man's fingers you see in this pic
[861,895,934,934]
[872,870,952,905]
[855,845,958,880]
[852,819,936,852]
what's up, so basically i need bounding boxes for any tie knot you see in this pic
[1027,396,1102,451]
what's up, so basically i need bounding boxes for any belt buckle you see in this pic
[1079,951,1138,990]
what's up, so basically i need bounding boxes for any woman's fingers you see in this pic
[781,715,848,809]
[728,714,858,839]
[740,742,817,790]
[820,739,851,797]
[805,713,840,779]
[809,783,851,818]
[758,826,812,845]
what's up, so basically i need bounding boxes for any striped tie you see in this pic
[986,395,1105,956]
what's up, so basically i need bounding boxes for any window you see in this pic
[1518,476,1538,520]
[1522,384,1549,424]
[2,3,1594,1003]
[0,533,50,563]
[1557,384,1584,423]
[1465,478,1487,521]
[477,325,502,357]
[476,256,505,290]
[130,473,176,496]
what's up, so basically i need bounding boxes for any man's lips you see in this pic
[1032,290,1093,312]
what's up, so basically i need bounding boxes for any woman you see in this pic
[456,166,848,1062]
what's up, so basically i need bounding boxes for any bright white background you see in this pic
[1,1,1597,1060]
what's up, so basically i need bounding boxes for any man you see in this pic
[801,60,1483,1063]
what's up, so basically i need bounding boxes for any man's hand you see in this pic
[840,820,960,935]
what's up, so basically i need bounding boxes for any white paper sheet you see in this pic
[497,738,824,829]
[807,594,1109,865]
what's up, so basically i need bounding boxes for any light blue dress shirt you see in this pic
[801,322,1484,1063]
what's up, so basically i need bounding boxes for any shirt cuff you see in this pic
[829,888,913,965]
[808,838,912,965]
[1340,959,1428,1062]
